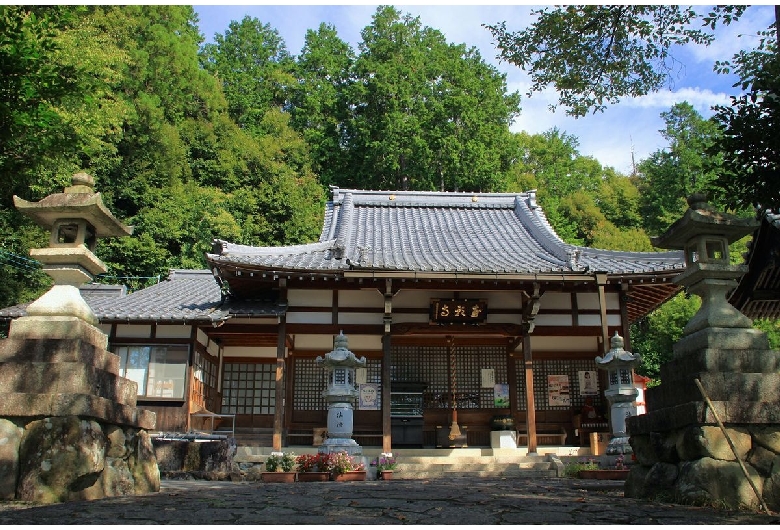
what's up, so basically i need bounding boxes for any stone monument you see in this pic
[316,332,366,456]
[625,193,780,511]
[596,332,640,455]
[0,172,159,503]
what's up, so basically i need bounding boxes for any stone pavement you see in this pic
[1,476,778,525]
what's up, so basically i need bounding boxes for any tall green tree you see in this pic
[485,5,747,117]
[711,39,780,212]
[289,23,355,187]
[637,102,723,236]
[201,16,296,136]
[344,6,520,191]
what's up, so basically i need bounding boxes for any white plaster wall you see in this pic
[578,314,622,327]
[287,312,332,324]
[115,324,152,338]
[222,346,279,359]
[577,292,620,310]
[530,335,600,352]
[338,313,383,325]
[339,289,383,308]
[393,289,453,308]
[288,289,333,308]
[534,314,573,326]
[390,313,430,324]
[486,314,522,324]
[539,292,571,310]
[293,334,382,352]
[156,324,191,339]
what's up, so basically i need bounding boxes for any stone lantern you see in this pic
[13,172,133,325]
[651,193,757,340]
[0,172,158,504]
[596,332,640,455]
[316,332,367,455]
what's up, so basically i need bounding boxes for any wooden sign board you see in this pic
[430,298,488,324]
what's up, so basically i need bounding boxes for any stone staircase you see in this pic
[233,445,566,479]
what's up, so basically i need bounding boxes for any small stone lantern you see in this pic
[13,172,133,325]
[651,193,758,339]
[596,332,640,455]
[316,332,367,456]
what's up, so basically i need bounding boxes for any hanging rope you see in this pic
[448,337,461,439]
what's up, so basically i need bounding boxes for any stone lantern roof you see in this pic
[651,193,757,249]
[595,332,641,368]
[13,172,133,238]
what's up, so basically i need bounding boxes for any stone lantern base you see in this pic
[0,315,159,503]
[318,437,363,456]
[625,326,780,511]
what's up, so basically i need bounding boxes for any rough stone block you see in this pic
[676,457,764,511]
[17,416,106,503]
[0,419,23,500]
[748,444,779,475]
[0,337,119,374]
[9,316,108,350]
[676,425,751,462]
[674,327,768,357]
[0,362,137,408]
[647,372,780,410]
[131,429,161,494]
[751,426,780,453]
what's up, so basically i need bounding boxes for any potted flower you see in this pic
[262,452,297,483]
[295,453,330,482]
[371,453,397,480]
[329,451,366,481]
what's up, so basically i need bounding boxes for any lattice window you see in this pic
[293,357,326,411]
[293,357,383,411]
[221,362,276,415]
[392,345,506,410]
[514,358,603,412]
[455,345,506,409]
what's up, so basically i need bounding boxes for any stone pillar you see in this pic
[0,173,159,503]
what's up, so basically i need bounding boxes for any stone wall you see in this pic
[0,416,159,503]
[153,438,236,475]
[626,424,780,510]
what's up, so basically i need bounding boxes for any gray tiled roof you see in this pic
[208,188,685,276]
[0,270,285,323]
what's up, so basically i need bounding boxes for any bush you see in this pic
[265,452,296,472]
[563,459,599,478]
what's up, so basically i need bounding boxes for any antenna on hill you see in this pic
[630,136,637,177]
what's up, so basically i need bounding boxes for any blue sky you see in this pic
[193,4,776,175]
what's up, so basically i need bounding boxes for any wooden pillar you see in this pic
[382,334,392,453]
[507,336,520,425]
[273,278,287,451]
[596,273,609,349]
[523,332,537,454]
[620,283,632,351]
[521,283,541,454]
[382,278,393,454]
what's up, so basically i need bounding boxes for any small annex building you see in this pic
[1,188,686,453]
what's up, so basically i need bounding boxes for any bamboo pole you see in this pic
[694,378,770,515]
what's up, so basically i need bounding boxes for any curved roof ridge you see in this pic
[512,192,571,264]
[210,238,336,257]
[333,191,354,259]
[333,188,529,208]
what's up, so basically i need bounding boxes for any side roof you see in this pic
[207,187,685,277]
[729,211,780,320]
[0,270,284,323]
